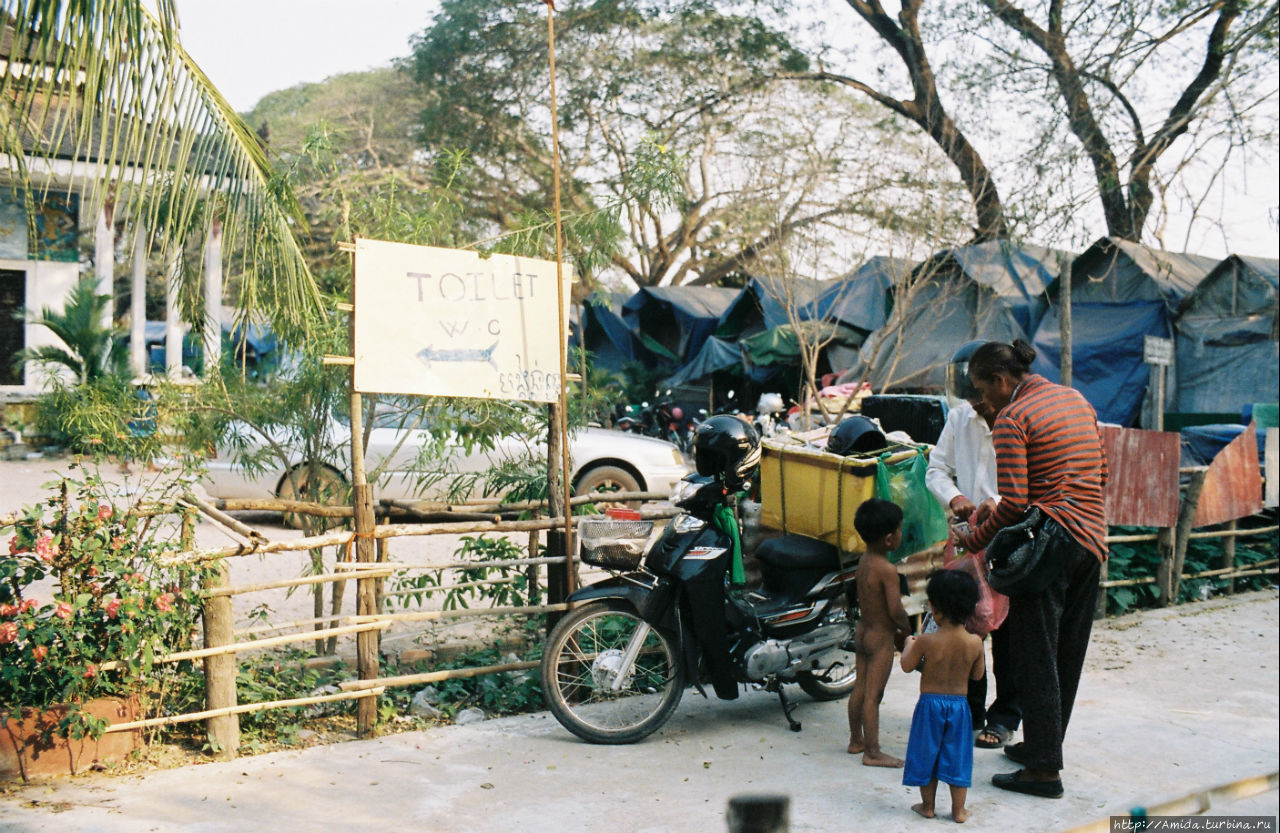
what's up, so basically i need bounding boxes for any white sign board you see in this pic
[1143,334,1173,366]
[352,239,570,401]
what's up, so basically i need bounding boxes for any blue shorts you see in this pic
[902,693,973,788]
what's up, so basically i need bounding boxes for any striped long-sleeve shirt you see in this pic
[961,374,1109,561]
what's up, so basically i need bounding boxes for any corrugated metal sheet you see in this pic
[1193,423,1263,527]
[1099,426,1180,527]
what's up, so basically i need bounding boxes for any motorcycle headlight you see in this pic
[672,514,706,533]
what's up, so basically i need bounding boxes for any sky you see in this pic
[173,0,432,112]
[172,0,1277,259]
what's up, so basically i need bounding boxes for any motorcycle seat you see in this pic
[755,534,840,572]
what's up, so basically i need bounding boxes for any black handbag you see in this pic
[985,507,1062,596]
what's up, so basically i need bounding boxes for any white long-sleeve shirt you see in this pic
[925,401,999,511]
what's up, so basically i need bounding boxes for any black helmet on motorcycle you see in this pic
[826,415,887,456]
[946,340,985,404]
[694,415,761,490]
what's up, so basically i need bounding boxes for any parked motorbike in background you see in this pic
[540,416,859,744]
[613,395,701,454]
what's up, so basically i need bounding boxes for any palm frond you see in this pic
[0,1,321,329]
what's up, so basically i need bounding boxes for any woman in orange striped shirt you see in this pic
[958,339,1108,800]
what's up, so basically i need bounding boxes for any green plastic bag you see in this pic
[874,449,948,562]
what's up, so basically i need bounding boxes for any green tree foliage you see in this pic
[16,276,126,383]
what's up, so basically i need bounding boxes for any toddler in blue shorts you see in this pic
[900,569,986,822]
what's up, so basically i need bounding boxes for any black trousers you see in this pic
[1005,522,1100,772]
[966,620,1021,731]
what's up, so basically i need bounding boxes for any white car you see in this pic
[202,411,691,507]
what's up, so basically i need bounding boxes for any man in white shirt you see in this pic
[926,341,1020,750]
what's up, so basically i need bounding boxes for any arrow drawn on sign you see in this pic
[417,342,499,370]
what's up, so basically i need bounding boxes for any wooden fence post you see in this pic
[1221,519,1237,595]
[201,560,239,759]
[727,794,789,833]
[1156,527,1175,607]
[1170,469,1208,603]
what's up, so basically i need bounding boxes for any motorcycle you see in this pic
[540,468,860,744]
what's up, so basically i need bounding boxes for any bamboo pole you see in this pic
[100,688,386,734]
[1104,533,1161,543]
[99,620,392,670]
[210,568,393,598]
[380,576,517,598]
[336,555,567,572]
[1098,559,1277,588]
[159,517,583,565]
[180,493,269,544]
[340,661,537,692]
[1187,523,1277,540]
[347,603,568,626]
[235,613,346,638]
[1059,772,1277,833]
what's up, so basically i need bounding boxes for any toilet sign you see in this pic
[351,238,571,401]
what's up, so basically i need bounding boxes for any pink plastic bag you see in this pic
[942,530,1009,637]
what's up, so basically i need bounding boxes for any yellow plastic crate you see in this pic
[759,438,920,558]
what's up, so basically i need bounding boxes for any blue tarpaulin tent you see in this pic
[662,335,743,388]
[1033,302,1167,425]
[802,256,911,334]
[1173,254,1279,414]
[715,276,821,340]
[579,293,639,372]
[1032,238,1218,426]
[839,241,1066,391]
[622,286,739,367]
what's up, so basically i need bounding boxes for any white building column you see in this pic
[203,219,223,373]
[94,201,114,327]
[130,230,147,377]
[164,247,183,379]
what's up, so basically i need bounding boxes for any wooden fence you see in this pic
[5,482,1274,761]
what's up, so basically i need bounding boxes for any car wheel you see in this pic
[277,464,347,530]
[573,465,642,509]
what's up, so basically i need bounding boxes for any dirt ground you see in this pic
[2,457,1277,832]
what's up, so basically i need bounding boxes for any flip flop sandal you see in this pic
[975,724,1013,748]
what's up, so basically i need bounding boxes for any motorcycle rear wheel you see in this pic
[541,601,685,744]
[796,647,857,700]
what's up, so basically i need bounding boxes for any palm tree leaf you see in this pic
[1,1,321,329]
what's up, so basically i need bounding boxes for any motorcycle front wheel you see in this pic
[541,601,686,744]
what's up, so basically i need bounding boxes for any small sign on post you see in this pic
[1142,335,1173,366]
[1143,335,1173,431]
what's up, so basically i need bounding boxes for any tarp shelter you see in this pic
[1031,237,1219,426]
[579,293,639,373]
[803,256,912,334]
[1173,254,1279,414]
[622,285,739,368]
[714,276,821,340]
[741,322,865,392]
[838,241,1066,391]
[661,335,744,388]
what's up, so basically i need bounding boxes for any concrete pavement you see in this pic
[0,591,1276,833]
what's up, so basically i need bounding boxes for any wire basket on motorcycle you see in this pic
[578,518,655,569]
